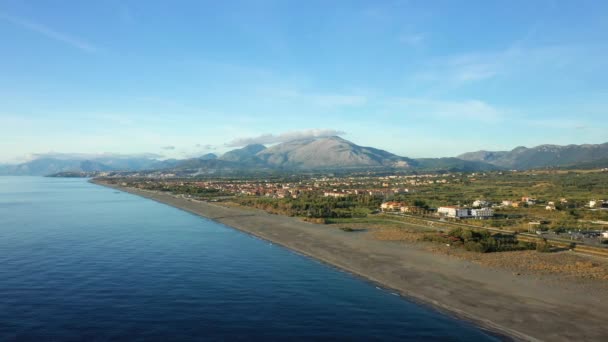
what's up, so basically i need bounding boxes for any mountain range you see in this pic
[2,137,607,176]
[458,143,608,169]
[0,156,179,176]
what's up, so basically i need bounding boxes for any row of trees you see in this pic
[234,193,383,218]
[423,228,538,253]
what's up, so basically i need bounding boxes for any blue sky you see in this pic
[1,0,607,163]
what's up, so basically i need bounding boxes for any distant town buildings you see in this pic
[324,191,347,198]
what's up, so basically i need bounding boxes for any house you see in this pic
[545,205,556,211]
[590,200,597,208]
[602,231,608,239]
[381,201,406,212]
[472,200,490,207]
[501,200,513,207]
[521,197,537,205]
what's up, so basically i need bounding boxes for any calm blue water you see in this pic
[0,177,500,341]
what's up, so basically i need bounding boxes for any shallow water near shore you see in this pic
[0,177,501,341]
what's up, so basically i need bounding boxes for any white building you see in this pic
[472,200,490,208]
[590,200,597,208]
[470,208,494,218]
[438,206,470,218]
[438,206,457,217]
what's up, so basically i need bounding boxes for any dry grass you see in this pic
[368,227,608,281]
[431,246,608,281]
[216,201,242,208]
[370,227,425,242]
[532,182,554,188]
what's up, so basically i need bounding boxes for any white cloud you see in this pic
[389,97,504,122]
[226,128,346,147]
[411,43,603,87]
[0,13,99,53]
[413,53,502,85]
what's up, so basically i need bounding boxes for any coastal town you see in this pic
[104,168,608,249]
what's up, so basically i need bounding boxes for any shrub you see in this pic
[481,237,498,252]
[536,240,552,253]
[303,217,327,224]
[422,233,450,244]
[517,241,537,250]
[447,228,464,239]
[426,228,536,253]
[464,241,490,253]
[351,207,370,218]
[460,229,475,241]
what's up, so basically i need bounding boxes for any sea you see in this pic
[0,177,501,341]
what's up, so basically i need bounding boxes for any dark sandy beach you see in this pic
[94,179,608,342]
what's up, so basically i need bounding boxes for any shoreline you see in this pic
[93,179,608,342]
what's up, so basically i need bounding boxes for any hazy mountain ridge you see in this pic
[0,158,107,176]
[199,153,218,160]
[0,157,178,176]
[4,139,608,176]
[458,142,608,169]
[414,158,501,172]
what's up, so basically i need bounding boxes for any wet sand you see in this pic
[93,180,608,342]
